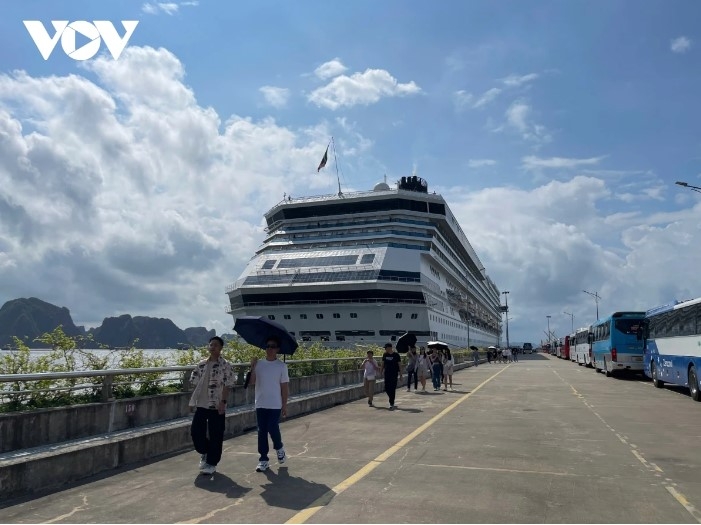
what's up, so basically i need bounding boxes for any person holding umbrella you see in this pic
[249,336,290,472]
[379,342,402,410]
[189,336,235,475]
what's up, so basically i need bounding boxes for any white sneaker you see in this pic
[200,463,216,475]
[198,453,207,471]
[276,447,286,464]
[256,460,269,472]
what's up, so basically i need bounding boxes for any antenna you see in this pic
[332,136,342,197]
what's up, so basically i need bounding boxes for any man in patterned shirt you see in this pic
[189,336,235,475]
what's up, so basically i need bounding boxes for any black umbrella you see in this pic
[470,346,479,351]
[234,316,298,355]
[427,341,450,352]
[396,332,417,353]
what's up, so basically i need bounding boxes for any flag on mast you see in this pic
[317,146,328,172]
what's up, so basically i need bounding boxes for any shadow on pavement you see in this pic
[194,472,252,499]
[259,466,331,511]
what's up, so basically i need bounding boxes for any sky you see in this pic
[0,0,700,345]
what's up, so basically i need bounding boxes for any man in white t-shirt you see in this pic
[249,336,290,472]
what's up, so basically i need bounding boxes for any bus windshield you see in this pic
[614,319,643,335]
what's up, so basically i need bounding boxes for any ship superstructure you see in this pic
[226,176,501,348]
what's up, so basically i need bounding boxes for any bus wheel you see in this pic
[689,366,701,402]
[652,361,664,389]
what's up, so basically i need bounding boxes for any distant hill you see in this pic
[0,298,84,348]
[0,297,216,349]
[184,327,216,347]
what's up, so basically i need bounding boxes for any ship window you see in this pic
[333,313,340,318]
[300,314,307,319]
[411,313,418,319]
[316,313,324,319]
[360,253,375,264]
[350,313,358,318]
[320,336,330,341]
[336,335,346,341]
[395,313,403,319]
[261,259,276,269]
[302,336,311,341]
[278,255,359,268]
[268,315,275,320]
[284,314,291,320]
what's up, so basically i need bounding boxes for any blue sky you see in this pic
[0,0,700,345]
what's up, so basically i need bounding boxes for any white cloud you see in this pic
[522,155,606,170]
[308,68,421,110]
[453,90,473,111]
[473,87,502,109]
[142,2,179,15]
[468,159,497,168]
[314,58,348,80]
[501,101,551,144]
[502,73,539,87]
[671,36,692,53]
[446,177,701,344]
[0,46,376,332]
[259,86,290,108]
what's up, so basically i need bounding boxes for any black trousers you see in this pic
[385,375,398,405]
[191,407,226,466]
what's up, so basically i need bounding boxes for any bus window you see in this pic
[614,319,642,335]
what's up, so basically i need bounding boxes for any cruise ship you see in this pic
[226,176,502,349]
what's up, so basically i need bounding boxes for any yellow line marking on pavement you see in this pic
[553,369,701,524]
[285,365,511,524]
[413,463,580,477]
[666,487,701,523]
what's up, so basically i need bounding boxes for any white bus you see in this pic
[573,326,592,367]
[643,297,701,401]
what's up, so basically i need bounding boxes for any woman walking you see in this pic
[417,347,429,392]
[360,350,379,406]
[405,347,418,391]
[430,351,443,391]
[442,349,454,391]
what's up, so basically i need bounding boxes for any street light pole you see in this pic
[676,181,701,194]
[546,315,551,350]
[582,290,600,320]
[502,291,510,349]
[563,311,574,333]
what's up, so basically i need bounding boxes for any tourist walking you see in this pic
[189,336,235,475]
[430,351,442,391]
[442,349,454,390]
[405,347,418,391]
[380,343,402,409]
[249,336,290,472]
[360,350,379,406]
[417,347,430,392]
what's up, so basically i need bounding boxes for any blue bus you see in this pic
[643,297,701,401]
[590,312,647,376]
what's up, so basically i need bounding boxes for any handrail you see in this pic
[0,357,364,384]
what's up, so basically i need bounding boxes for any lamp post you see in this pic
[546,315,551,350]
[502,291,510,349]
[582,290,600,320]
[675,181,701,194]
[563,311,574,333]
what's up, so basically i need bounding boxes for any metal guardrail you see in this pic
[0,358,366,405]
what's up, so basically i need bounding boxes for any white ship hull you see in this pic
[226,177,502,350]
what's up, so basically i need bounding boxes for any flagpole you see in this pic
[331,136,342,197]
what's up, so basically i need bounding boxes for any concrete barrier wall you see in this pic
[0,358,482,500]
[0,355,481,454]
[0,368,368,453]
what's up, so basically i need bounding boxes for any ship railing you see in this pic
[0,357,374,408]
[231,297,425,308]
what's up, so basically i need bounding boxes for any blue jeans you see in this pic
[432,365,442,389]
[256,408,283,461]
